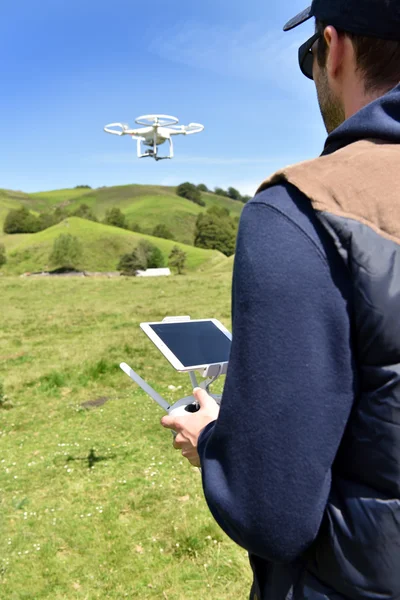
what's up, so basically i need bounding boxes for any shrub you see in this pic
[3,207,40,234]
[72,204,98,222]
[136,240,165,268]
[152,224,175,240]
[129,222,142,233]
[117,240,165,275]
[0,244,6,268]
[49,234,83,270]
[176,182,205,206]
[169,246,187,275]
[117,250,146,276]
[37,212,57,231]
[194,208,237,256]
[227,187,241,201]
[197,183,209,192]
[214,187,229,198]
[104,207,127,229]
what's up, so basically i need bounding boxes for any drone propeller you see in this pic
[135,114,179,127]
[104,123,136,136]
[167,123,205,135]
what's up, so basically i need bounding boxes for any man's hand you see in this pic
[161,387,220,467]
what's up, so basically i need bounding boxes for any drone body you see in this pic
[104,115,204,161]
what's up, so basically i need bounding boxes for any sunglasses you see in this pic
[298,32,321,80]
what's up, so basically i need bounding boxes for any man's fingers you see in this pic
[161,415,177,430]
[193,387,213,407]
[173,434,185,449]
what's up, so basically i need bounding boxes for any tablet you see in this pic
[140,319,232,373]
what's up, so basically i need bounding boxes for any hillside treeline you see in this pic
[2,182,248,257]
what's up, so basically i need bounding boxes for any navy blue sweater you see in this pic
[198,182,355,567]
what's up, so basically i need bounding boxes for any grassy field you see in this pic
[0,271,252,599]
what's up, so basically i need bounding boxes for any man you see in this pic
[162,1,400,598]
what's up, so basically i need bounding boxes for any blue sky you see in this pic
[0,0,325,196]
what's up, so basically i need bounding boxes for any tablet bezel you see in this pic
[140,318,232,372]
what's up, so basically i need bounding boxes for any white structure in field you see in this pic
[136,268,171,277]
[104,114,204,161]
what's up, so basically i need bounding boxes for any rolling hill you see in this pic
[0,217,227,275]
[0,184,243,275]
[0,184,243,244]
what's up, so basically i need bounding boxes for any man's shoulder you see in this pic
[245,181,328,256]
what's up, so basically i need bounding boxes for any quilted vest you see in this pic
[256,139,400,600]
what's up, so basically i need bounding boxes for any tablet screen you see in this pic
[148,321,231,367]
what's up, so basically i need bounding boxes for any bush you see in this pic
[207,206,230,219]
[147,245,165,268]
[75,185,92,189]
[152,224,175,240]
[117,240,165,275]
[117,250,146,276]
[241,195,252,203]
[176,182,205,206]
[136,240,165,268]
[72,204,98,222]
[0,244,6,268]
[194,208,237,256]
[37,212,57,231]
[214,187,229,198]
[104,207,127,229]
[49,234,83,270]
[169,246,187,274]
[227,187,241,201]
[129,222,142,233]
[197,183,209,192]
[3,207,40,234]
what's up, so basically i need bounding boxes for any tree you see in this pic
[74,185,92,189]
[0,244,6,268]
[227,187,241,201]
[152,224,175,240]
[3,207,40,234]
[207,206,230,219]
[136,240,165,268]
[104,207,127,229]
[117,250,146,276]
[117,241,165,275]
[37,212,57,231]
[72,203,98,222]
[241,195,252,203]
[169,246,187,274]
[176,182,205,206]
[197,183,209,192]
[147,245,165,268]
[49,234,83,270]
[194,209,237,256]
[214,187,228,197]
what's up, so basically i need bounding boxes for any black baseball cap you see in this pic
[284,0,400,41]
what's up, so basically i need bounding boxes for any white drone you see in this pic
[104,114,204,161]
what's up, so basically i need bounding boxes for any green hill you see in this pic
[0,217,225,275]
[0,184,243,244]
[0,184,243,274]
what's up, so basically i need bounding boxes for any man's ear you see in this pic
[324,26,345,80]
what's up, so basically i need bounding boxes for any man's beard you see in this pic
[315,67,345,134]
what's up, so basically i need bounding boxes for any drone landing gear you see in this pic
[137,137,174,161]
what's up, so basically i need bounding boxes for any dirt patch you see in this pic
[80,397,110,409]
